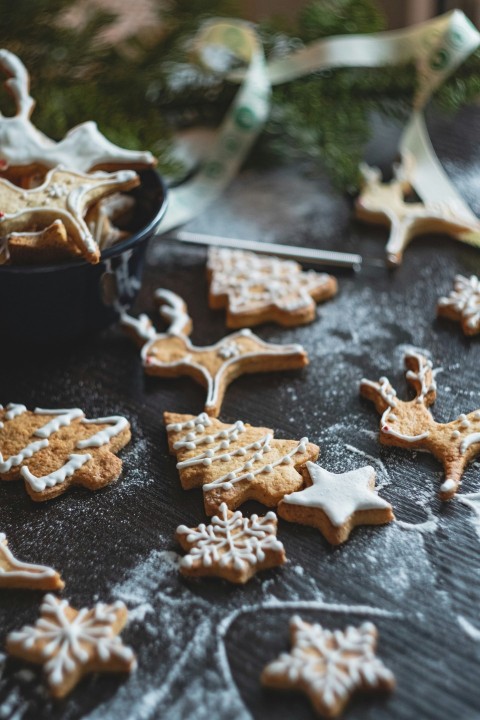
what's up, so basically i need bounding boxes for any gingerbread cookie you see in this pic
[176,503,286,583]
[6,593,136,698]
[122,289,308,417]
[0,533,64,590]
[85,193,135,250]
[6,220,81,265]
[207,247,338,328]
[355,154,480,267]
[165,411,319,515]
[437,274,480,336]
[0,404,131,501]
[360,351,480,500]
[0,49,155,182]
[261,616,395,718]
[278,463,394,544]
[0,167,139,264]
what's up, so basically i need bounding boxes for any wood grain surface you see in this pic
[0,106,479,720]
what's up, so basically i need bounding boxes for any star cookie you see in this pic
[176,503,286,583]
[165,411,319,516]
[277,463,394,544]
[355,155,480,267]
[360,350,480,500]
[0,49,155,182]
[437,274,480,336]
[0,167,139,264]
[122,289,309,417]
[0,403,131,501]
[0,533,64,590]
[261,616,395,718]
[6,594,136,698]
[207,247,338,328]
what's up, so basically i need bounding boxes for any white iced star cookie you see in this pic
[6,594,136,698]
[277,462,394,544]
[261,616,395,718]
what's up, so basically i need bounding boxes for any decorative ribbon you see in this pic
[157,10,480,246]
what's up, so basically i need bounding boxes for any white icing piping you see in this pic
[155,289,192,336]
[0,439,49,473]
[21,453,92,493]
[5,403,27,420]
[177,503,283,571]
[77,416,129,449]
[8,594,135,688]
[33,408,84,438]
[461,432,480,455]
[120,313,157,342]
[203,437,308,492]
[142,329,305,411]
[0,534,56,580]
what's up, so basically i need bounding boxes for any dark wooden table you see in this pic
[0,106,479,720]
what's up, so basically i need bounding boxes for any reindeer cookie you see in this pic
[207,247,338,328]
[165,411,319,516]
[360,351,480,500]
[355,154,480,267]
[0,167,139,264]
[0,49,155,184]
[437,274,480,336]
[0,403,131,501]
[122,289,309,417]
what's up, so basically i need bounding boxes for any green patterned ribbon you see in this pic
[158,11,480,245]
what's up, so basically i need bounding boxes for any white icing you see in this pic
[5,403,27,420]
[0,439,49,473]
[217,342,240,359]
[21,453,92,493]
[438,274,480,333]
[440,478,457,493]
[207,247,334,318]
[177,503,283,571]
[7,593,135,688]
[155,289,192,336]
[263,616,394,711]
[0,534,57,582]
[0,49,154,172]
[33,408,84,438]
[77,416,129,449]
[202,436,308,492]
[281,463,391,527]
[461,432,480,455]
[405,351,436,400]
[120,313,157,342]
[142,326,306,412]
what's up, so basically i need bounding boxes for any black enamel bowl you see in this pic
[0,168,167,344]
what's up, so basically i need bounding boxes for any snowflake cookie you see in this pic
[437,274,480,336]
[0,403,131,501]
[277,463,394,544]
[360,351,480,501]
[176,503,286,584]
[7,594,136,698]
[207,247,338,328]
[122,288,308,417]
[261,616,395,718]
[165,411,319,516]
[0,533,64,591]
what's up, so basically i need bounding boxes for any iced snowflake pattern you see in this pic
[262,616,395,716]
[438,274,480,335]
[7,594,136,696]
[176,503,285,582]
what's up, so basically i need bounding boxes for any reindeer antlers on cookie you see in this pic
[360,351,480,500]
[355,153,480,267]
[121,290,308,417]
[0,49,155,177]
